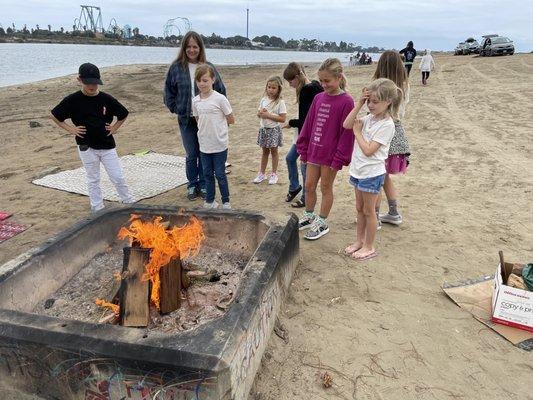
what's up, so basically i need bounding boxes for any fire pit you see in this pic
[0,205,299,400]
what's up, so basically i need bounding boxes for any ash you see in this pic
[33,245,248,333]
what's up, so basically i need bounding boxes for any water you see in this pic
[0,43,380,87]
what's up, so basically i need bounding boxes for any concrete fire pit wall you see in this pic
[0,206,299,400]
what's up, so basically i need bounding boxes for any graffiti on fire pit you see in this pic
[0,344,213,399]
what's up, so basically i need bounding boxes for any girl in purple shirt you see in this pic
[296,58,355,240]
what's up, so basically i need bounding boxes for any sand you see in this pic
[1,53,532,399]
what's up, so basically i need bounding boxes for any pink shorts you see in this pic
[385,154,409,174]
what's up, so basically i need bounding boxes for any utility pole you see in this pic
[246,7,249,38]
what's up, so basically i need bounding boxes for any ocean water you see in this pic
[0,43,379,87]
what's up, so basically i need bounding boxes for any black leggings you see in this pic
[405,64,413,75]
[422,71,430,80]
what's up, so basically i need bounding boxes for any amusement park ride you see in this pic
[72,5,192,40]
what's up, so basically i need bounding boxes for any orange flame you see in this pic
[95,299,119,315]
[117,215,205,310]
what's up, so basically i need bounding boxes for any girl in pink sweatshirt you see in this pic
[296,58,355,240]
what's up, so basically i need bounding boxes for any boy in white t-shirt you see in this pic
[343,79,401,261]
[192,64,235,209]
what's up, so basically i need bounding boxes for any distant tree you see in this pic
[6,27,13,34]
[209,33,224,45]
[339,41,347,51]
[286,39,299,49]
[48,24,51,31]
[36,24,39,30]
[267,35,285,48]
[224,35,249,46]
[22,24,29,34]
[252,35,270,44]
[0,27,5,36]
[132,27,139,36]
[60,27,64,33]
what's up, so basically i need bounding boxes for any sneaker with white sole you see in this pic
[203,201,219,209]
[222,202,231,210]
[268,173,279,185]
[253,173,266,184]
[298,211,316,231]
[377,219,382,230]
[379,212,403,225]
[304,218,329,240]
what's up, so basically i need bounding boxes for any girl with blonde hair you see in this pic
[343,78,403,260]
[253,76,287,185]
[296,58,354,240]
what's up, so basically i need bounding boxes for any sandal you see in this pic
[285,186,302,202]
[291,199,305,208]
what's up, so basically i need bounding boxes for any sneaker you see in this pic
[222,202,231,210]
[298,212,316,231]
[203,201,219,209]
[268,173,279,185]
[379,213,403,225]
[187,187,199,201]
[198,188,207,199]
[253,173,266,184]
[304,218,330,240]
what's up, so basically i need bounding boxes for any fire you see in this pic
[117,215,205,310]
[95,299,119,315]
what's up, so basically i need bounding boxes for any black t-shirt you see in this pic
[288,80,324,133]
[51,91,128,149]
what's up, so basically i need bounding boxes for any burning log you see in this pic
[159,257,182,314]
[120,246,151,327]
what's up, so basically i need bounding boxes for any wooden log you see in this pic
[159,257,181,314]
[120,246,151,327]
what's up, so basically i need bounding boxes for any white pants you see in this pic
[77,147,134,211]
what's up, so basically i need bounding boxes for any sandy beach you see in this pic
[1,53,532,399]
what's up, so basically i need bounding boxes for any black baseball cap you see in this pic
[78,63,103,85]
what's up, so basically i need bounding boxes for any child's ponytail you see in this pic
[318,58,346,91]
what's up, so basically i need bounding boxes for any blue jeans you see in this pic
[178,116,205,190]
[200,150,229,203]
[285,144,306,202]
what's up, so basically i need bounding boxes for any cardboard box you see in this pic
[492,262,533,332]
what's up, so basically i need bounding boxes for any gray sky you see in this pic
[2,0,532,51]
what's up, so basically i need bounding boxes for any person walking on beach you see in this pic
[253,76,287,185]
[419,50,435,85]
[399,41,417,75]
[282,62,323,208]
[371,50,411,226]
[296,58,354,240]
[50,63,134,212]
[343,79,402,260]
[192,64,235,209]
[164,31,227,201]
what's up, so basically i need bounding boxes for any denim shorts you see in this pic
[349,174,385,194]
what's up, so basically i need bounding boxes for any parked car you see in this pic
[454,42,467,55]
[479,34,499,56]
[481,36,514,56]
[465,38,480,54]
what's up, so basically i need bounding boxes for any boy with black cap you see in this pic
[51,63,134,212]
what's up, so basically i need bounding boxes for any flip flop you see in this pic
[285,186,302,202]
[291,199,305,208]
[352,251,378,261]
[344,243,362,255]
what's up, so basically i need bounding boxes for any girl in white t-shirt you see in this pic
[253,76,287,185]
[342,78,403,261]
